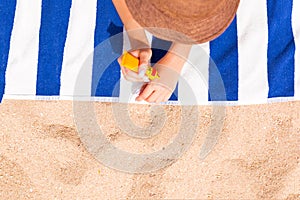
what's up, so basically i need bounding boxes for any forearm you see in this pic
[112,0,149,49]
[162,43,192,73]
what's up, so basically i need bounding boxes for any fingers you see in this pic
[139,49,152,66]
[129,49,140,58]
[144,91,160,103]
[136,83,172,103]
[155,90,171,103]
[136,84,154,101]
[144,90,170,103]
[128,49,151,66]
[118,49,152,82]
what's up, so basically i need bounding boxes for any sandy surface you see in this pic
[0,99,299,199]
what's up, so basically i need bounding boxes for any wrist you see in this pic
[125,20,150,50]
[158,51,186,73]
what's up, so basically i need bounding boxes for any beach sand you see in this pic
[0,99,299,199]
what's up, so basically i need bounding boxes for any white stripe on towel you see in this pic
[60,0,97,97]
[119,27,133,103]
[5,0,42,95]
[292,0,300,99]
[237,0,269,104]
[178,42,210,105]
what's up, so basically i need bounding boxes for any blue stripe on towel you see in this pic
[92,0,123,97]
[36,0,72,95]
[151,36,178,101]
[0,0,16,102]
[209,17,239,101]
[267,0,295,98]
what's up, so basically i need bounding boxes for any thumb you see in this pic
[129,49,140,58]
[139,50,151,66]
[138,50,151,77]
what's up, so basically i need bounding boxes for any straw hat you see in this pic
[125,0,240,44]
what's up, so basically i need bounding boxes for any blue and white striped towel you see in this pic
[0,0,299,105]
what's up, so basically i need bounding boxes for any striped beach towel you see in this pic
[0,0,299,105]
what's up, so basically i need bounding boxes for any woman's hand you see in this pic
[135,58,180,103]
[136,83,173,103]
[118,48,152,82]
[136,43,192,103]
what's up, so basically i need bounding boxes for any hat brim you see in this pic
[126,0,240,44]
